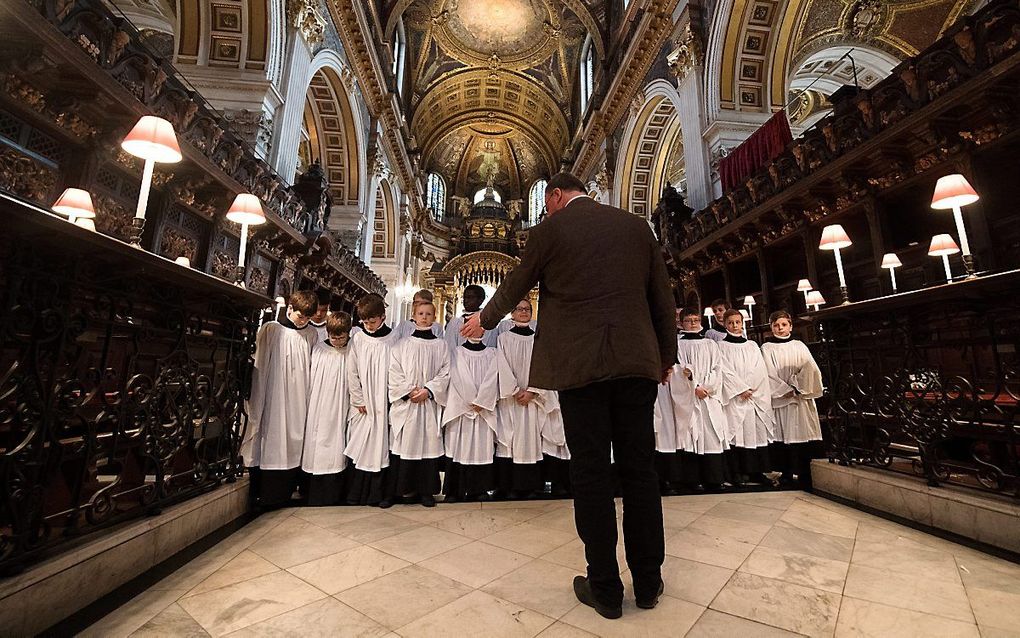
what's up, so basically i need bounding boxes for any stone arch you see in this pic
[614,80,683,220]
[174,0,285,82]
[371,178,398,261]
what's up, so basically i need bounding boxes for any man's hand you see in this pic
[410,388,430,403]
[660,367,673,385]
[515,390,536,406]
[356,405,367,414]
[470,404,484,413]
[683,367,693,380]
[695,386,709,400]
[460,312,485,339]
[739,389,754,401]
[783,390,797,399]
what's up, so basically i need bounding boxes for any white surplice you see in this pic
[302,340,350,474]
[495,319,537,339]
[446,313,499,351]
[442,346,500,465]
[310,321,328,343]
[241,321,317,470]
[705,326,727,342]
[394,319,444,341]
[653,372,681,453]
[761,338,824,443]
[673,334,729,454]
[718,337,775,448]
[494,330,562,463]
[344,326,401,472]
[388,334,450,460]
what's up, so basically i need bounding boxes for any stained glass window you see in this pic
[529,179,547,224]
[426,172,445,220]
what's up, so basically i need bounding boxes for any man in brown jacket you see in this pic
[462,172,677,619]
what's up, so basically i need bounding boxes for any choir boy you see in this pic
[387,301,450,507]
[761,310,825,487]
[242,290,320,509]
[394,289,445,340]
[494,299,564,498]
[445,284,498,350]
[653,309,684,494]
[718,308,775,485]
[442,327,500,502]
[344,294,401,506]
[308,290,331,342]
[674,307,731,490]
[704,298,730,341]
[301,312,352,506]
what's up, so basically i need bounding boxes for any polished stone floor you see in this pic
[81,491,1020,637]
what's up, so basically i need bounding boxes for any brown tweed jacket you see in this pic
[479,196,677,391]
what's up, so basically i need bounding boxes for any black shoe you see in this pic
[572,576,622,619]
[636,580,665,610]
[421,495,436,508]
[378,499,392,509]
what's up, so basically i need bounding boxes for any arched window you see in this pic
[393,20,407,94]
[528,179,547,223]
[473,187,501,204]
[426,172,446,220]
[579,38,595,114]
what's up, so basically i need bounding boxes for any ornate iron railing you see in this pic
[0,195,264,574]
[814,270,1020,499]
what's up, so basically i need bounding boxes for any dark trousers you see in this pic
[558,377,664,606]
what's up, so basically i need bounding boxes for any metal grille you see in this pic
[25,129,64,163]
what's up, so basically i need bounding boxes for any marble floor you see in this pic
[80,491,1020,637]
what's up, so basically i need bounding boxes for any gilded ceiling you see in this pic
[398,0,597,200]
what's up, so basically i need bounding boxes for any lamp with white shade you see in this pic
[805,290,826,311]
[819,224,852,304]
[225,193,267,286]
[931,174,978,278]
[743,295,756,327]
[703,306,713,330]
[51,188,97,224]
[797,278,812,309]
[880,253,902,293]
[121,116,182,246]
[928,234,960,283]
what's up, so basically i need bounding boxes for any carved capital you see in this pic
[287,0,326,45]
[667,23,703,83]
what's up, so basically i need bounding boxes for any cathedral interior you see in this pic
[2,0,1020,635]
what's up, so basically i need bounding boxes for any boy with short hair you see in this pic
[718,308,774,485]
[302,311,353,506]
[445,284,498,350]
[344,293,401,505]
[761,310,825,487]
[653,307,685,495]
[704,298,730,341]
[673,306,731,490]
[242,290,319,509]
[387,301,450,507]
[394,289,445,340]
[308,290,331,342]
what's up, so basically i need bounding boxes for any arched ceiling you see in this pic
[397,0,596,200]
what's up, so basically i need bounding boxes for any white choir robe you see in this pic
[301,340,350,475]
[443,347,500,465]
[494,330,560,464]
[718,339,775,449]
[446,313,499,351]
[653,371,682,454]
[344,327,401,472]
[394,319,444,341]
[388,336,450,460]
[705,326,727,342]
[241,321,317,470]
[762,339,824,443]
[310,321,329,343]
[674,335,729,455]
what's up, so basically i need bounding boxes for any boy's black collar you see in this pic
[364,324,392,338]
[766,335,795,344]
[412,328,437,340]
[461,341,486,351]
[510,326,534,336]
[724,333,748,344]
[680,331,704,340]
[280,315,300,330]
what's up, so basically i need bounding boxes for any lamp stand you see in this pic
[802,291,809,311]
[889,268,898,294]
[129,217,145,247]
[130,158,156,247]
[833,247,850,304]
[942,255,953,283]
[234,265,247,287]
[235,222,249,286]
[950,206,976,278]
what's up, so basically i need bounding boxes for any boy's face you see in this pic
[361,314,385,332]
[681,314,702,332]
[328,331,350,349]
[725,313,744,334]
[311,305,328,323]
[712,304,728,323]
[511,301,532,323]
[287,305,312,328]
[413,304,435,328]
[771,317,792,338]
[462,289,484,312]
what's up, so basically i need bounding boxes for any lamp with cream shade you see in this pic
[225,193,267,286]
[819,224,852,304]
[931,174,978,278]
[805,290,826,311]
[880,252,902,293]
[703,306,713,330]
[121,116,182,246]
[928,234,960,283]
[797,278,812,309]
[743,295,756,327]
[51,188,96,224]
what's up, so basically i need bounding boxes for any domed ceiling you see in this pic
[394,0,602,202]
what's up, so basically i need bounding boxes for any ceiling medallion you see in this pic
[430,0,560,70]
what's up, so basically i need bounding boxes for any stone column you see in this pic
[669,22,714,211]
[267,22,316,182]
